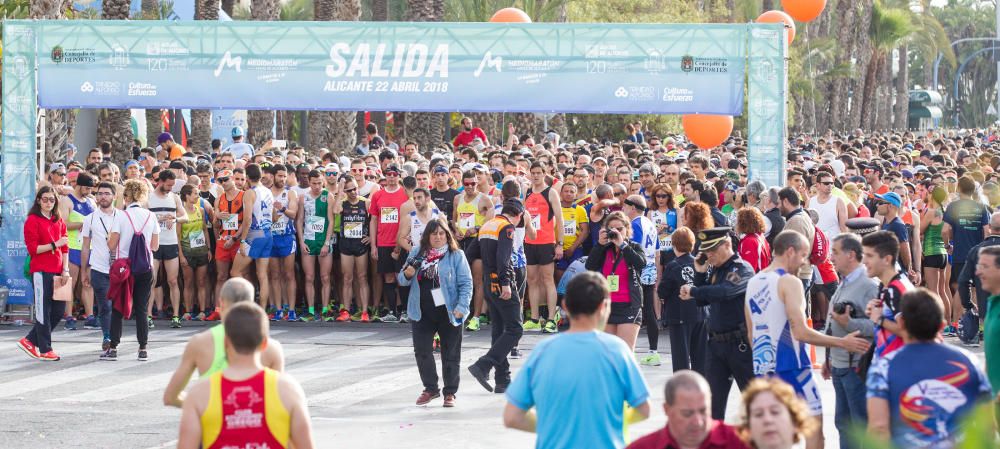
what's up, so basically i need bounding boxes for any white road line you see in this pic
[142,439,177,449]
[285,346,407,384]
[306,331,376,342]
[0,342,105,373]
[308,365,420,406]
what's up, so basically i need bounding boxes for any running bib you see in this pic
[459,213,475,231]
[159,218,170,231]
[344,221,364,239]
[531,214,541,230]
[222,214,239,231]
[306,215,325,234]
[563,219,576,237]
[271,220,287,234]
[381,207,399,224]
[189,230,206,249]
[607,275,620,293]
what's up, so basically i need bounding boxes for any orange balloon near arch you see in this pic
[682,114,733,150]
[781,0,826,22]
[757,10,796,45]
[490,7,531,23]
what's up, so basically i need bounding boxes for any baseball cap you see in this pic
[433,165,449,175]
[384,164,401,176]
[231,126,244,138]
[48,162,66,174]
[157,132,174,144]
[875,192,902,208]
[216,169,234,179]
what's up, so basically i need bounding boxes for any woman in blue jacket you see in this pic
[398,219,473,408]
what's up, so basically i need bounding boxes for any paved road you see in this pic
[0,319,985,449]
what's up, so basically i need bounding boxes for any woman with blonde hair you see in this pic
[740,378,818,449]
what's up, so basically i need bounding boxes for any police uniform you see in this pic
[688,227,756,420]
[845,217,880,236]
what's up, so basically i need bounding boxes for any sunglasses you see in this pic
[217,177,231,183]
[386,173,399,178]
[351,168,365,173]
[40,197,57,203]
[819,181,834,186]
[326,172,339,177]
[464,181,477,187]
[614,191,626,196]
[655,194,670,198]
[54,172,66,176]
[343,188,357,193]
[366,175,377,180]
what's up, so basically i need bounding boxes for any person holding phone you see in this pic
[585,211,647,351]
[398,220,473,407]
[17,186,71,362]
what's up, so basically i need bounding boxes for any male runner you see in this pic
[210,169,245,321]
[369,164,408,322]
[164,278,285,408]
[177,302,312,449]
[745,231,870,449]
[454,170,494,331]
[297,170,334,321]
[60,171,97,331]
[333,176,371,322]
[148,170,189,328]
[524,162,564,333]
[429,165,459,228]
[230,164,276,309]
[268,164,298,321]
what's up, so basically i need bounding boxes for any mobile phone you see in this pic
[696,252,708,265]
[272,139,287,149]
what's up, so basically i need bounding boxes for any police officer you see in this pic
[679,227,755,420]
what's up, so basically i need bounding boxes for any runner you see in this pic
[177,302,313,449]
[556,182,589,286]
[523,162,564,333]
[211,169,245,321]
[745,230,870,449]
[177,185,212,322]
[268,164,298,322]
[623,195,661,363]
[454,170,494,331]
[333,176,371,322]
[59,171,97,331]
[297,170,334,322]
[229,164,276,309]
[429,165,459,228]
[148,170,188,328]
[369,164,409,322]
[164,278,286,408]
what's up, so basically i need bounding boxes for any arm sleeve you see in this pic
[586,245,608,271]
[692,262,752,306]
[622,242,646,272]
[496,224,515,286]
[505,353,536,411]
[23,218,40,255]
[630,220,643,245]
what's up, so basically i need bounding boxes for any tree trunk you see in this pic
[876,55,893,131]
[101,0,134,165]
[246,0,280,149]
[31,0,76,164]
[221,0,234,16]
[146,109,162,149]
[309,0,361,156]
[849,2,873,130]
[893,44,909,130]
[822,0,857,132]
[859,52,882,131]
[403,0,446,149]
[189,0,219,153]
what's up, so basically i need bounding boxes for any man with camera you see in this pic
[823,233,878,449]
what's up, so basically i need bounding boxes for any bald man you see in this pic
[163,278,285,408]
[956,212,1000,322]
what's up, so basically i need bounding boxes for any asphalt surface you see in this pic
[0,318,986,449]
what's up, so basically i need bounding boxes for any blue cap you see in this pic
[231,126,244,138]
[433,165,448,174]
[124,160,139,170]
[875,192,902,208]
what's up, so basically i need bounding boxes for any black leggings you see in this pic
[641,284,659,351]
[111,271,153,349]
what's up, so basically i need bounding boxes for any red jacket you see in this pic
[738,233,771,273]
[24,213,68,274]
[627,421,750,449]
[453,128,488,147]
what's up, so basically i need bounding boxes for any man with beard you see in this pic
[60,171,97,331]
[230,164,277,310]
[148,170,189,328]
[453,116,489,148]
[81,182,121,352]
[429,165,459,228]
[268,164,298,321]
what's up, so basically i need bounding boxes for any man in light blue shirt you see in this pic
[504,271,651,449]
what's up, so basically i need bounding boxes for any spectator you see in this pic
[736,207,771,272]
[741,378,818,449]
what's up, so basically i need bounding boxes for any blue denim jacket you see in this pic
[397,246,473,324]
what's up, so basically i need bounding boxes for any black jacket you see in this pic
[691,254,754,333]
[958,235,1000,310]
[658,253,706,325]
[764,207,786,245]
[586,241,646,308]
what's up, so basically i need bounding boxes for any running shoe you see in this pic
[522,320,541,331]
[38,350,61,361]
[465,316,481,332]
[335,310,351,322]
[509,347,522,359]
[193,312,205,321]
[181,313,192,321]
[286,310,298,322]
[137,349,148,361]
[371,309,383,323]
[942,325,957,337]
[640,352,662,366]
[382,312,399,323]
[433,334,440,353]
[17,337,39,359]
[147,316,155,329]
[170,317,182,328]
[84,315,100,329]
[298,313,315,323]
[360,311,371,323]
[351,309,364,321]
[478,314,490,326]
[64,316,77,331]
[272,309,285,322]
[99,348,117,361]
[542,320,558,334]
[399,312,410,323]
[204,310,221,321]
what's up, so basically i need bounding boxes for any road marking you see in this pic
[308,365,420,406]
[142,439,177,449]
[306,331,376,342]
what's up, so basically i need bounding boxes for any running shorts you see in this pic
[775,368,823,416]
[525,243,555,266]
[270,234,297,258]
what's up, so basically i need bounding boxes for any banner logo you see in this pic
[614,86,629,98]
[80,81,95,93]
[215,51,243,77]
[51,46,64,63]
[475,51,503,78]
[110,44,129,70]
[681,55,694,73]
[10,56,30,80]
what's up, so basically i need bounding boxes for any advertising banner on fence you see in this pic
[35,21,747,115]
[747,24,788,189]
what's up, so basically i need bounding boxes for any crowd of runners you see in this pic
[13,117,1000,448]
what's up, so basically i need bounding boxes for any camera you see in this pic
[833,302,854,316]
[607,229,620,242]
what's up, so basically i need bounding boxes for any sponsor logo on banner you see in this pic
[756,60,776,82]
[146,42,191,71]
[8,27,33,39]
[110,43,130,70]
[585,44,629,59]
[614,87,629,98]
[681,55,694,73]
[679,56,729,74]
[96,81,121,96]
[5,95,31,114]
[474,52,503,77]
[128,82,158,97]
[215,51,243,77]
[662,87,694,103]
[216,51,299,83]
[752,97,779,118]
[752,28,780,41]
[9,56,30,79]
[51,46,96,64]
[80,81,95,93]
[615,86,655,101]
[645,50,666,73]
[325,43,448,78]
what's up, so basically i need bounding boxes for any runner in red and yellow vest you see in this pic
[522,162,564,334]
[178,302,312,449]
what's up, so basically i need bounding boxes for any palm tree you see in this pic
[888,0,954,130]
[403,0,446,150]
[859,0,914,130]
[100,0,135,165]
[27,0,77,164]
[308,0,359,155]
[187,0,219,152]
[245,0,279,148]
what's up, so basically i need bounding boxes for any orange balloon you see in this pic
[757,10,796,45]
[490,7,531,23]
[682,114,733,150]
[781,0,826,22]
